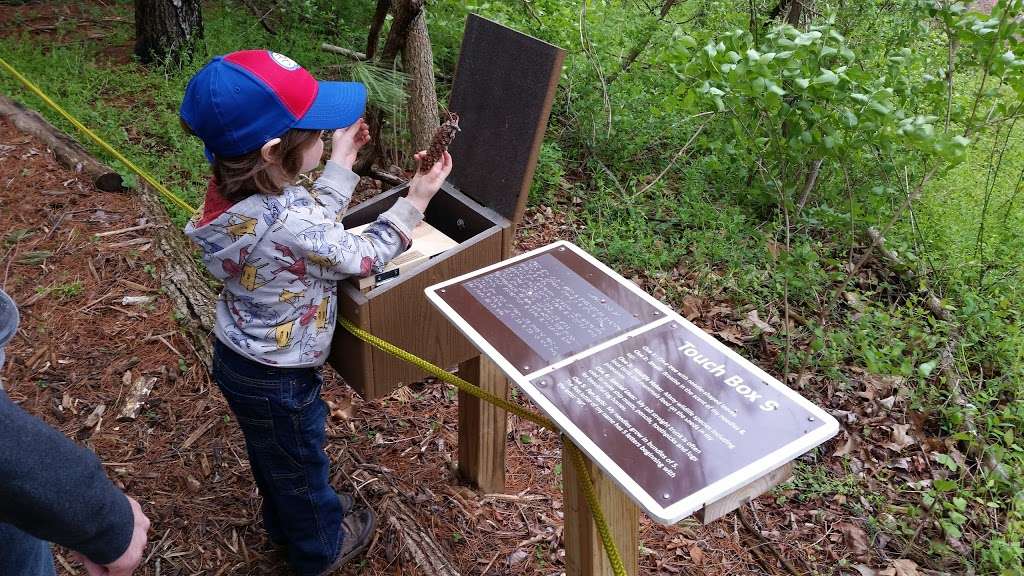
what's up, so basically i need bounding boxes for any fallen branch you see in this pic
[0,95,123,191]
[0,93,216,369]
[320,42,367,61]
[737,505,802,576]
[350,463,461,575]
[117,372,158,421]
[370,168,406,187]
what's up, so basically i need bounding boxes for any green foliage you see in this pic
[0,1,1021,571]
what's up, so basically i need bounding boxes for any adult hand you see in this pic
[74,496,151,576]
[406,150,453,214]
[330,118,371,170]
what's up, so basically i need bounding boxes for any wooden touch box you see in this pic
[328,14,565,399]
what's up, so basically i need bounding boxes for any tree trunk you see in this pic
[134,0,204,65]
[402,8,440,154]
[379,0,424,67]
[366,0,391,60]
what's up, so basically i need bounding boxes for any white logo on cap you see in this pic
[269,52,299,70]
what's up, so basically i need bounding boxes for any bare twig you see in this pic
[321,42,367,61]
[240,0,277,35]
[737,505,802,576]
[795,158,824,214]
[634,114,714,197]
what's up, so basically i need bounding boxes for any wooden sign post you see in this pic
[426,241,839,574]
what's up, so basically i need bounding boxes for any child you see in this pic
[179,50,452,575]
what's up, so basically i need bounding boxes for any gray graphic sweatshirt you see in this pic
[184,161,422,366]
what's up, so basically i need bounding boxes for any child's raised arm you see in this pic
[292,150,453,281]
[310,120,371,219]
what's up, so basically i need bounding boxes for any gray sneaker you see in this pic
[317,507,377,575]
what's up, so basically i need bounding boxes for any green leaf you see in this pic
[940,520,962,539]
[934,453,958,471]
[952,497,967,512]
[918,359,938,378]
[795,78,810,89]
[814,70,839,85]
[842,109,858,127]
[868,100,891,115]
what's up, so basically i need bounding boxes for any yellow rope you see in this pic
[565,440,630,576]
[340,317,630,576]
[339,318,557,431]
[0,56,629,576]
[0,56,198,215]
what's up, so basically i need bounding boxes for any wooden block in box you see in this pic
[347,221,459,291]
[328,182,512,399]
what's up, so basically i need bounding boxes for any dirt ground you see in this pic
[0,3,962,574]
[1,111,938,576]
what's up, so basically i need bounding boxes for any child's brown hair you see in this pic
[181,119,321,201]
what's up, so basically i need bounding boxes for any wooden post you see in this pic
[456,355,508,493]
[562,439,639,576]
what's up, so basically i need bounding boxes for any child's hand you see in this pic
[406,150,453,214]
[330,119,371,170]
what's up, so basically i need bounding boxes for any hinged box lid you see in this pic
[447,14,565,226]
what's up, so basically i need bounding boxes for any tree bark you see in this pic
[379,0,424,66]
[402,8,440,154]
[134,0,204,66]
[366,0,391,60]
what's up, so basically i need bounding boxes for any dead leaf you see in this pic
[688,545,704,566]
[83,404,106,428]
[716,325,746,345]
[681,295,702,320]
[507,550,528,566]
[327,398,354,421]
[745,310,776,334]
[836,522,869,558]
[891,559,920,576]
[853,565,878,576]
[834,432,860,458]
[883,423,916,452]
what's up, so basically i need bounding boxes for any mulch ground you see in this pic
[0,3,973,575]
[0,114,946,576]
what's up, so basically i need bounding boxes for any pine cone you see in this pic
[418,112,460,173]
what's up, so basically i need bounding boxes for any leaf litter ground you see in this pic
[0,2,976,571]
[0,114,958,576]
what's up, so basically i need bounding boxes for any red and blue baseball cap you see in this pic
[180,50,366,159]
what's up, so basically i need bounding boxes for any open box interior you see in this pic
[338,182,508,301]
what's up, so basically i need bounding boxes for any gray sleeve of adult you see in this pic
[0,389,133,565]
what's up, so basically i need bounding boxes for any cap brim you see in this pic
[293,81,366,130]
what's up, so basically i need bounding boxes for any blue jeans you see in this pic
[0,523,56,576]
[212,339,345,576]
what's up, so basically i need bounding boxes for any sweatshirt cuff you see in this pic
[378,196,424,246]
[320,160,359,193]
[78,492,134,565]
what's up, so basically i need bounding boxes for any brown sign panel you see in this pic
[529,320,828,512]
[447,14,565,225]
[427,242,838,524]
[435,246,660,372]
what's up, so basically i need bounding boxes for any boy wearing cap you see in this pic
[179,50,452,575]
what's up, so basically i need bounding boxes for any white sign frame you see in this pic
[426,240,838,524]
